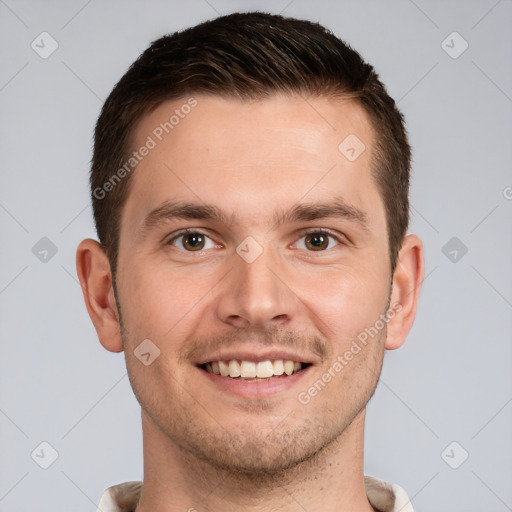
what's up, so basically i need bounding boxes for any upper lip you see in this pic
[195,347,315,366]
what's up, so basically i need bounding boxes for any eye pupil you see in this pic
[306,233,328,251]
[183,233,205,250]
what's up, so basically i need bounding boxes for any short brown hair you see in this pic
[90,11,410,276]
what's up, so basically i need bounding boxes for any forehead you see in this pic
[134,94,373,165]
[122,94,383,235]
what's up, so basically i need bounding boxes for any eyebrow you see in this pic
[274,197,369,230]
[136,196,369,240]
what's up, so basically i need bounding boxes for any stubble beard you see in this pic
[123,333,385,486]
[114,278,387,483]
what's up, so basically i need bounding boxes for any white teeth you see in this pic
[240,361,256,378]
[218,360,230,377]
[273,360,284,375]
[205,359,305,378]
[284,360,294,376]
[228,359,241,378]
[256,360,274,378]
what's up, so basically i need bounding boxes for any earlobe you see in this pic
[385,234,425,350]
[76,239,124,353]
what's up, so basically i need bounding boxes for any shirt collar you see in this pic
[96,476,414,512]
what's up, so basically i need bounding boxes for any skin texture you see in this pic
[77,94,424,512]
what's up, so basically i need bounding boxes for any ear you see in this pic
[385,234,425,350]
[76,238,123,353]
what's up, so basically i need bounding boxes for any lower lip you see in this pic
[198,366,312,399]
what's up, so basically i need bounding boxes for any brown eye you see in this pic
[296,231,340,251]
[182,233,205,251]
[169,231,215,251]
[305,232,329,251]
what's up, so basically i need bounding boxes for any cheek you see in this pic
[298,263,390,344]
[118,264,205,343]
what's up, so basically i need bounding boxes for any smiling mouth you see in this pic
[200,359,310,381]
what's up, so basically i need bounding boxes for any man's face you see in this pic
[115,94,392,472]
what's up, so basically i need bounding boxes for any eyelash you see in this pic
[166,228,344,253]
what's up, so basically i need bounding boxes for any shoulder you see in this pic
[364,475,414,512]
[96,481,143,512]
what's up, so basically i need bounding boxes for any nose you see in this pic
[214,242,299,330]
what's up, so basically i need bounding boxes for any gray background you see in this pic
[1,0,511,510]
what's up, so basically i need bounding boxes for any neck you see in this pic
[135,409,376,512]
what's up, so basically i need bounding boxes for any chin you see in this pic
[180,421,340,478]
